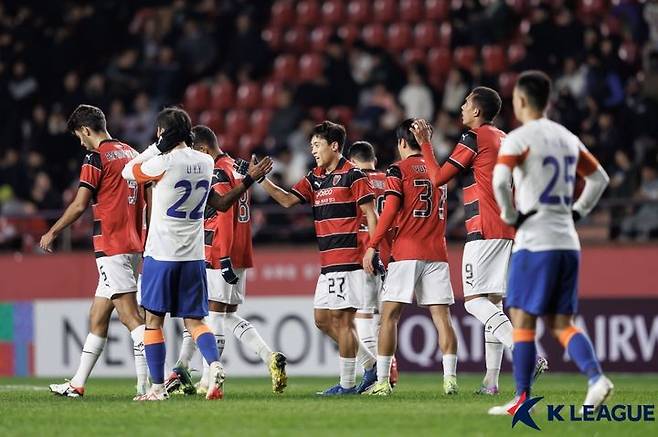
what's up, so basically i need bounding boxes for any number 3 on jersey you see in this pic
[167,179,210,219]
[413,180,446,220]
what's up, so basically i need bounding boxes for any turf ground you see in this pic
[0,373,656,436]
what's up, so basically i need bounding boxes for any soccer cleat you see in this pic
[389,356,399,387]
[268,352,288,394]
[368,381,393,396]
[49,381,84,398]
[316,384,358,396]
[134,387,169,401]
[206,362,225,400]
[195,380,208,395]
[355,367,377,394]
[164,371,181,394]
[443,375,459,395]
[475,385,499,396]
[532,356,549,383]
[488,394,524,415]
[581,375,613,414]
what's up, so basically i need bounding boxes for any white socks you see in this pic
[207,311,226,359]
[442,354,457,377]
[464,297,513,349]
[484,329,503,388]
[339,357,357,389]
[377,355,393,384]
[70,333,106,387]
[222,312,271,363]
[176,328,197,368]
[355,316,377,355]
[130,325,148,387]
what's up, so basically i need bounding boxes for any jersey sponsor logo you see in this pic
[104,149,136,161]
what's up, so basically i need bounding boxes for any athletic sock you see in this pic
[356,337,377,371]
[339,356,357,389]
[192,325,219,366]
[560,327,602,385]
[484,329,503,388]
[442,354,457,377]
[176,328,197,368]
[207,311,226,359]
[222,313,271,364]
[130,325,148,387]
[512,329,536,397]
[377,355,393,384]
[144,328,166,384]
[464,297,513,349]
[70,333,106,387]
[355,316,377,357]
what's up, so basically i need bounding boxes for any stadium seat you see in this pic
[209,81,235,111]
[321,0,345,25]
[481,45,506,75]
[373,0,397,23]
[270,1,295,28]
[310,26,333,52]
[338,24,360,46]
[399,0,424,23]
[507,43,527,66]
[414,22,438,49]
[299,54,324,82]
[225,110,250,137]
[238,134,260,158]
[261,27,284,51]
[284,26,309,53]
[347,0,371,25]
[387,23,413,53]
[309,106,327,121]
[579,0,606,16]
[273,55,299,82]
[236,82,261,110]
[199,110,224,134]
[296,0,321,27]
[425,0,449,21]
[261,81,282,109]
[362,24,387,48]
[327,106,354,125]
[439,22,452,47]
[505,0,527,14]
[218,133,238,153]
[183,82,210,113]
[402,48,426,65]
[427,47,451,76]
[498,72,519,98]
[619,41,639,65]
[454,46,477,70]
[251,109,274,138]
[601,15,621,37]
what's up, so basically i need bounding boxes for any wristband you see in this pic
[242,174,255,188]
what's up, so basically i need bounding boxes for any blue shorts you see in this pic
[506,249,580,316]
[141,256,208,318]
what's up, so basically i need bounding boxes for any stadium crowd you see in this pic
[1,0,658,250]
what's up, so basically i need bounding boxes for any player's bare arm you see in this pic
[363,194,400,274]
[207,156,273,212]
[412,119,461,187]
[260,178,303,208]
[39,186,92,252]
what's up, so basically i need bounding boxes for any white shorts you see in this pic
[358,274,382,313]
[95,253,140,300]
[462,239,513,298]
[314,270,371,310]
[382,260,454,306]
[206,268,247,305]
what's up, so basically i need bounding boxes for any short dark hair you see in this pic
[515,70,552,111]
[348,141,376,162]
[311,121,346,152]
[67,104,106,133]
[192,125,219,151]
[396,119,421,151]
[156,107,193,145]
[470,87,502,122]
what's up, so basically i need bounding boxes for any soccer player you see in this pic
[166,125,287,395]
[121,108,272,401]
[347,140,398,387]
[489,71,612,415]
[42,104,149,398]
[412,88,547,395]
[363,119,458,396]
[260,121,380,395]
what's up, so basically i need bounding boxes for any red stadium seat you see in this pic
[438,22,452,47]
[284,26,309,53]
[498,72,519,98]
[402,48,426,65]
[619,41,639,65]
[414,22,438,49]
[262,27,284,51]
[236,82,261,110]
[225,110,250,137]
[218,133,238,153]
[310,26,333,52]
[399,0,424,23]
[338,24,360,46]
[270,1,295,28]
[327,106,354,125]
[505,0,526,15]
[322,0,345,25]
[183,82,210,113]
[299,54,324,82]
[347,0,371,25]
[362,24,387,48]
[387,23,413,53]
[273,55,298,82]
[251,109,274,138]
[198,110,224,134]
[296,0,321,27]
[309,106,326,122]
[261,81,282,109]
[579,0,606,16]
[238,134,260,158]
[601,15,621,37]
[481,45,506,75]
[454,46,477,70]
[427,47,451,76]
[425,0,449,21]
[373,0,396,23]
[209,81,235,111]
[507,43,527,65]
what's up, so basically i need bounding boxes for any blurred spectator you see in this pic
[123,92,157,148]
[621,165,658,241]
[225,12,271,78]
[442,69,469,115]
[268,87,303,148]
[324,35,358,107]
[399,64,434,121]
[176,19,217,77]
[645,0,658,48]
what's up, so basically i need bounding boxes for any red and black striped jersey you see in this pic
[292,158,375,274]
[79,139,146,257]
[203,154,253,269]
[386,154,448,262]
[448,124,515,241]
[358,169,392,267]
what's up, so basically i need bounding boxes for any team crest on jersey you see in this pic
[332,175,341,186]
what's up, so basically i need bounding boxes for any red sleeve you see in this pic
[79,152,102,193]
[419,142,460,187]
[349,170,375,205]
[369,195,401,248]
[291,174,313,203]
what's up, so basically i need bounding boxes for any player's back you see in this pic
[358,169,392,266]
[387,155,447,262]
[146,147,214,261]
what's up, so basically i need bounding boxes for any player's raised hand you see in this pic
[362,247,376,275]
[247,155,273,182]
[156,127,187,154]
[410,119,433,145]
[39,231,56,253]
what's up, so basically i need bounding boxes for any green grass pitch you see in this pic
[0,374,656,436]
